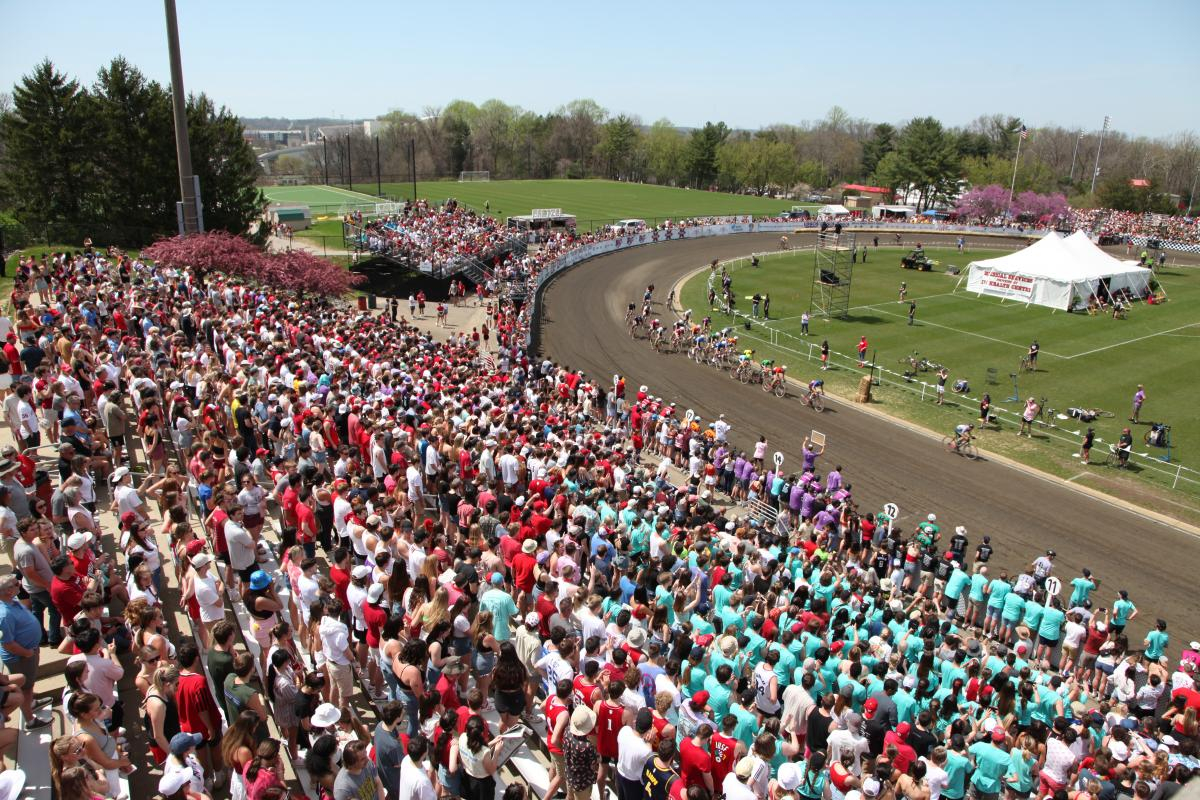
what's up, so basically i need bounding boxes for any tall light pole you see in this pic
[1068,131,1083,183]
[164,0,202,234]
[1188,167,1199,217]
[1090,115,1110,195]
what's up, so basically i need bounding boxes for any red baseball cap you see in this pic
[896,722,911,739]
[691,691,711,708]
[992,727,1007,743]
[863,698,879,720]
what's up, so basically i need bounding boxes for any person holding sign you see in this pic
[801,436,824,472]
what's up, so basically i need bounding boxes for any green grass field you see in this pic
[680,245,1200,512]
[265,179,817,231]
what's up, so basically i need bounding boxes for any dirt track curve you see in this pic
[536,232,1200,648]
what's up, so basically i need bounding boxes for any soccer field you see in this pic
[679,245,1200,502]
[261,184,383,211]
[359,179,816,229]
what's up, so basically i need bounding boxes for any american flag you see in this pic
[1019,124,1028,140]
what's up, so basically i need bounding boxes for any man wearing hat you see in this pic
[109,466,148,523]
[724,756,760,800]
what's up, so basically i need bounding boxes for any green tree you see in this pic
[1,60,93,239]
[441,100,478,175]
[597,115,640,179]
[1096,174,1176,213]
[185,93,263,235]
[962,154,1057,195]
[90,58,177,239]
[860,123,896,179]
[685,121,729,187]
[645,119,686,186]
[887,117,962,209]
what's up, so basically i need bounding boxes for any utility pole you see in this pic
[322,136,329,185]
[1090,115,1110,195]
[375,135,382,197]
[163,0,202,234]
[346,134,353,191]
[1068,131,1083,183]
[410,139,417,202]
[1188,167,1199,217]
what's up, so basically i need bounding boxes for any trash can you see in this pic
[367,294,378,310]
[357,296,367,311]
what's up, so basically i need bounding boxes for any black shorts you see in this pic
[494,689,526,716]
[238,564,256,583]
[1038,635,1058,648]
[109,434,127,449]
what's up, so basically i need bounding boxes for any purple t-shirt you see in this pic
[802,446,818,471]
[826,470,842,493]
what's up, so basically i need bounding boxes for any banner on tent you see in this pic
[974,269,1035,300]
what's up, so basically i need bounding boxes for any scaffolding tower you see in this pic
[809,231,855,319]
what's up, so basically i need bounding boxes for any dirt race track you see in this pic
[535,232,1200,648]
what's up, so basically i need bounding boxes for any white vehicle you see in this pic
[609,218,646,233]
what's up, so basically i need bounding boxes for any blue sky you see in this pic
[2,0,1197,138]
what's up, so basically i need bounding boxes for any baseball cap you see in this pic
[367,583,385,604]
[525,612,540,627]
[863,697,879,719]
[191,553,212,569]
[351,565,371,580]
[992,727,1007,743]
[692,690,711,708]
[169,731,203,756]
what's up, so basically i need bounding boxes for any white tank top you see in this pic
[754,664,780,713]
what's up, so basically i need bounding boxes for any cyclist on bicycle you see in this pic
[809,378,825,396]
[952,423,974,450]
[738,349,755,363]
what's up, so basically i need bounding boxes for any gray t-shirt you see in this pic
[14,538,53,594]
[333,763,379,800]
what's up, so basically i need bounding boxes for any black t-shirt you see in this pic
[935,558,953,581]
[950,533,968,555]
[920,550,937,573]
[864,715,890,756]
[805,709,834,752]
[976,544,993,563]
[908,726,938,758]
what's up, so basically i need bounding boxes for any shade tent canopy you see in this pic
[964,231,1152,310]
[818,204,851,216]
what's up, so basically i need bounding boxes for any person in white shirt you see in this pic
[397,741,436,800]
[615,709,654,798]
[923,749,951,800]
[497,447,520,488]
[319,598,354,707]
[723,758,760,800]
[827,711,869,775]
[713,414,731,443]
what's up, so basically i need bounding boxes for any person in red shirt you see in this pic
[573,661,603,709]
[175,641,222,772]
[536,583,559,638]
[511,538,538,611]
[50,556,88,627]
[594,681,626,800]
[679,724,716,793]
[329,547,352,608]
[294,486,319,558]
[710,715,742,790]
[436,659,466,711]
[883,722,917,773]
[544,679,572,800]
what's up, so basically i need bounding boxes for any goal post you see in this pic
[458,171,490,182]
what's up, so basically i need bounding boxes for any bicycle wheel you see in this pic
[739,369,751,385]
[729,364,740,379]
[961,442,979,460]
[941,435,955,452]
[774,382,787,399]
[761,378,772,393]
[811,393,824,411]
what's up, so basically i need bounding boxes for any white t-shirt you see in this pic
[615,726,652,781]
[194,573,224,622]
[924,759,950,800]
[397,757,435,800]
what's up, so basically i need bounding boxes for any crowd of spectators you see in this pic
[350,200,515,272]
[0,226,1197,800]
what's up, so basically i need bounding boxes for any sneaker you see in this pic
[32,697,54,709]
[25,716,52,731]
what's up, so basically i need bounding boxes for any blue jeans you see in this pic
[30,590,62,645]
[397,688,420,738]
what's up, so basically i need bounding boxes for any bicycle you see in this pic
[799,387,825,411]
[941,434,979,460]
[1018,354,1036,373]
[762,370,788,398]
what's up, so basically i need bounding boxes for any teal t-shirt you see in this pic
[1005,750,1037,793]
[987,580,1011,609]
[1145,630,1169,660]
[731,703,759,747]
[968,742,1011,793]
[1021,601,1044,631]
[703,675,733,721]
[946,569,970,600]
[1113,598,1136,625]
[796,759,829,799]
[894,689,917,724]
[1069,577,1096,607]
[1038,607,1065,642]
[479,589,518,641]
[1033,686,1062,724]
[1001,592,1026,622]
[969,573,989,603]
[943,750,970,799]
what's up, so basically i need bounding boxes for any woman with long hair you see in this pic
[433,710,464,798]
[61,658,89,726]
[142,667,181,765]
[124,520,163,595]
[50,735,101,796]
[492,640,528,732]
[134,604,176,667]
[57,764,109,800]
[134,644,163,698]
[68,692,133,797]
[243,739,285,800]
[451,715,506,800]
[396,638,429,738]
[220,710,263,800]
[417,586,452,636]
[266,649,300,759]
[470,610,500,702]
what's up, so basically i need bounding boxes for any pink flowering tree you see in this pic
[954,185,1011,222]
[264,249,364,298]
[142,230,265,281]
[1013,191,1069,222]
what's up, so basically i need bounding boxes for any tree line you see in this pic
[0,59,263,248]
[296,100,1199,213]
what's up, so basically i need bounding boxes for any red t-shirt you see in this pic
[50,575,86,625]
[330,566,351,609]
[499,535,521,569]
[711,732,738,788]
[573,676,601,710]
[536,594,557,637]
[295,502,317,543]
[511,553,537,592]
[595,700,624,758]
[209,508,229,555]
[436,674,461,712]
[679,737,713,788]
[176,670,220,738]
[363,603,388,648]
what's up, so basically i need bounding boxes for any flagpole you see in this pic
[1008,132,1024,220]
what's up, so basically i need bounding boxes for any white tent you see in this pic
[964,232,1152,310]
[817,204,851,216]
